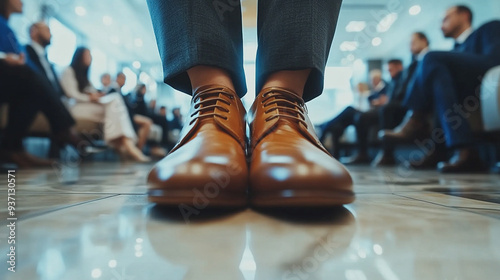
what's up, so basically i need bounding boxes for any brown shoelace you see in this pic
[189,87,234,125]
[261,89,308,128]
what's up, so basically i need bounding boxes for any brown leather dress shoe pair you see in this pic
[148,85,354,208]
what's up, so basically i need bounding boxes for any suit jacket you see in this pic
[25,44,65,97]
[385,71,405,104]
[130,93,152,117]
[390,60,419,105]
[367,81,387,102]
[454,20,500,63]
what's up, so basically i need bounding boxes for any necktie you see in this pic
[43,53,60,91]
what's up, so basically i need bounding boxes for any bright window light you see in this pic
[122,67,138,94]
[340,41,359,52]
[75,6,86,16]
[108,260,117,268]
[139,72,157,96]
[102,16,113,26]
[243,42,258,63]
[91,268,102,278]
[346,21,366,32]
[134,38,143,47]
[89,48,108,87]
[409,5,422,16]
[372,37,382,46]
[47,19,77,68]
[377,13,398,32]
[132,61,142,69]
[110,35,120,44]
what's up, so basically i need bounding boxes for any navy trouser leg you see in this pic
[256,0,343,102]
[354,109,379,155]
[147,0,246,96]
[319,106,358,141]
[404,51,499,147]
[148,0,342,101]
[379,103,407,129]
[0,63,75,150]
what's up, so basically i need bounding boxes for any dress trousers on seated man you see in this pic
[382,5,500,173]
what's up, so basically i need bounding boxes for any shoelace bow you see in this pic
[261,89,308,128]
[189,88,233,125]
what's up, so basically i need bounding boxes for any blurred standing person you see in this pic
[59,47,150,162]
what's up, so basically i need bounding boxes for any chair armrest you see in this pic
[481,66,500,131]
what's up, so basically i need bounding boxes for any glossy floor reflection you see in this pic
[1,162,499,280]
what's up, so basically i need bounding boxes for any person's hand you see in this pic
[370,95,388,107]
[89,93,102,102]
[2,53,25,66]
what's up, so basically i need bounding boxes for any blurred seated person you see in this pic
[109,72,126,94]
[158,106,167,117]
[167,107,184,145]
[25,22,64,98]
[0,0,84,168]
[353,82,371,112]
[59,47,150,162]
[319,62,403,163]
[367,69,388,107]
[381,5,500,173]
[108,72,155,153]
[169,107,184,131]
[374,32,430,166]
[130,84,169,155]
[149,99,157,113]
[99,73,112,94]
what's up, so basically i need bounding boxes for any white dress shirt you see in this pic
[456,27,473,44]
[417,47,430,61]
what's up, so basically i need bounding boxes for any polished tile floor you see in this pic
[1,162,499,280]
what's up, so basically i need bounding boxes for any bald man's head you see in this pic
[30,22,52,47]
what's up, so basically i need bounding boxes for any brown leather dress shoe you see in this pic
[248,87,354,207]
[437,148,488,173]
[147,85,248,207]
[379,112,430,144]
[407,150,447,170]
[0,150,55,168]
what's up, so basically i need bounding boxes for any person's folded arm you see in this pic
[0,52,25,65]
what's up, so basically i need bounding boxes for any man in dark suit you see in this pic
[25,22,64,97]
[382,5,500,173]
[0,4,83,168]
[373,32,430,166]
[319,60,403,164]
